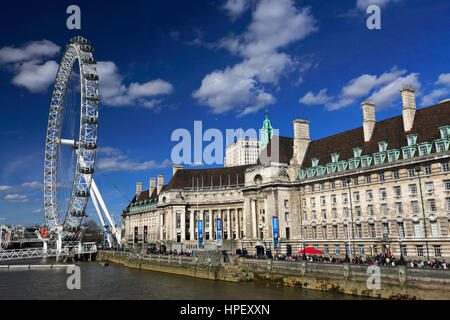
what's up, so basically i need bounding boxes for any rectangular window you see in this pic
[428,199,436,212]
[394,186,401,196]
[409,184,417,195]
[396,202,403,214]
[431,221,439,237]
[425,182,434,193]
[332,208,337,218]
[393,170,399,179]
[434,245,442,257]
[417,245,424,257]
[379,173,385,181]
[357,225,362,238]
[366,189,373,200]
[342,179,348,187]
[331,181,336,189]
[383,223,390,236]
[447,198,450,211]
[425,165,432,174]
[358,245,364,255]
[322,226,327,239]
[444,180,450,191]
[322,209,327,220]
[380,188,387,199]
[312,210,317,220]
[286,227,290,240]
[355,206,361,217]
[443,162,450,172]
[285,212,289,222]
[436,141,446,153]
[398,222,405,237]
[408,169,416,177]
[368,205,374,216]
[342,193,348,203]
[401,245,408,257]
[311,197,316,206]
[335,245,340,255]
[344,207,349,218]
[366,175,371,184]
[303,211,308,221]
[313,227,317,239]
[414,222,422,237]
[381,203,388,215]
[354,191,360,201]
[321,196,326,205]
[370,224,376,238]
[388,152,396,162]
[284,199,289,208]
[331,194,337,204]
[353,177,359,185]
[411,200,419,213]
[333,225,338,239]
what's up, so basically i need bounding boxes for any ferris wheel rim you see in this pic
[43,36,99,240]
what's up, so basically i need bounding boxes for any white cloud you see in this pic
[420,88,449,106]
[4,194,28,203]
[21,181,42,189]
[300,67,421,111]
[0,39,60,64]
[97,61,173,109]
[356,0,401,10]
[299,89,332,105]
[12,60,58,92]
[0,40,60,93]
[223,0,252,20]
[96,147,171,172]
[194,0,317,116]
[0,185,12,192]
[367,72,420,109]
[436,73,450,87]
[33,208,43,214]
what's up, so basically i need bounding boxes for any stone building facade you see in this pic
[121,88,450,260]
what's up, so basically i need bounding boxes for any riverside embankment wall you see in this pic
[97,252,450,300]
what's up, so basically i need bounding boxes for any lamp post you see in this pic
[415,167,430,261]
[346,178,356,262]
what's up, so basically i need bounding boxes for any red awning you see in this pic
[298,247,324,254]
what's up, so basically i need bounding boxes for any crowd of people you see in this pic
[245,253,448,269]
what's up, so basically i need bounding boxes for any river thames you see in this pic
[0,260,364,300]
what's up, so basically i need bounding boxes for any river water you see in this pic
[0,259,361,300]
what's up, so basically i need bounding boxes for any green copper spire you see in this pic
[260,109,273,150]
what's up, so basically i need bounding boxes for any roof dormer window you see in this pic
[378,141,388,152]
[407,134,417,146]
[353,147,362,158]
[312,158,319,168]
[331,153,339,163]
[440,125,450,139]
[418,143,432,156]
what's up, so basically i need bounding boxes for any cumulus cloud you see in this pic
[4,194,28,203]
[0,40,60,64]
[0,40,60,93]
[223,0,252,20]
[299,67,421,110]
[97,61,173,109]
[21,181,42,189]
[193,0,317,116]
[421,88,449,106]
[436,73,450,87]
[0,185,12,192]
[96,147,171,172]
[299,89,331,105]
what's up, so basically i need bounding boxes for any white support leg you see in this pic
[91,179,121,244]
[91,190,112,247]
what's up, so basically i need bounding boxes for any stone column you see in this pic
[251,199,257,239]
[208,210,213,240]
[181,210,186,241]
[226,209,231,240]
[172,209,176,242]
[189,210,194,242]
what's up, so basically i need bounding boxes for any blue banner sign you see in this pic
[217,218,222,248]
[198,220,204,247]
[272,217,279,249]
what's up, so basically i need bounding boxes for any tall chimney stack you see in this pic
[149,178,156,196]
[290,119,311,166]
[157,174,164,194]
[173,165,184,176]
[400,86,416,132]
[361,100,376,142]
[136,182,143,198]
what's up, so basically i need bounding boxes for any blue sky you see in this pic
[1,0,450,226]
